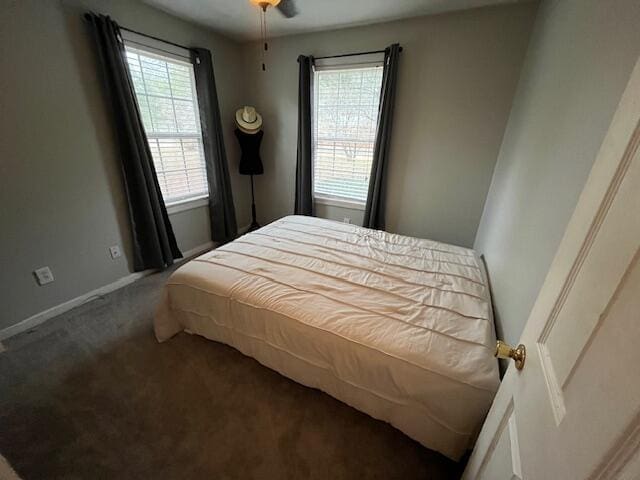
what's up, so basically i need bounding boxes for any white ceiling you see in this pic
[142,0,528,42]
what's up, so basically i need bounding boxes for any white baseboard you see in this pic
[0,241,215,342]
[0,271,151,341]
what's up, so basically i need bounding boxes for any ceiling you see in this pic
[141,0,528,42]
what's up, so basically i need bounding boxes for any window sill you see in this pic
[166,196,209,215]
[314,196,366,211]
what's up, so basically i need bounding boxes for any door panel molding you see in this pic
[538,118,640,347]
[563,247,640,391]
[535,119,640,426]
[507,412,523,480]
[536,342,565,425]
[589,408,640,480]
[468,395,522,480]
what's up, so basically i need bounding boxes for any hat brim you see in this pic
[235,110,262,132]
[237,124,262,135]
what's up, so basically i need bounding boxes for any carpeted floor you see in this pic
[0,266,464,479]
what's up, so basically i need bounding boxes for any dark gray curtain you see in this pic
[363,44,401,230]
[191,48,238,243]
[85,13,181,271]
[294,55,314,216]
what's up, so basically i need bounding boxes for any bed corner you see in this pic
[153,288,183,342]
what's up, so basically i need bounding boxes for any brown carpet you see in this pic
[0,267,464,479]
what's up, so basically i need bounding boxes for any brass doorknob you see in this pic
[495,340,526,370]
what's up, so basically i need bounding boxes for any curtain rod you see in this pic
[83,13,193,52]
[119,26,192,52]
[314,46,402,61]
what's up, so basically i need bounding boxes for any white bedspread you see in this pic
[154,215,500,460]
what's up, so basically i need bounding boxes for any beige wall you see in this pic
[0,0,249,331]
[474,0,640,345]
[314,204,365,227]
[241,3,538,246]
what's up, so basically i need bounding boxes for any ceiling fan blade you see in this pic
[276,0,298,18]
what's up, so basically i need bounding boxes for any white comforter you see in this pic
[155,215,500,460]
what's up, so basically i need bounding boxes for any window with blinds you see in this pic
[313,65,383,206]
[124,45,208,205]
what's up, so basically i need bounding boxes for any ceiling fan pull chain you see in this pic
[249,0,298,69]
[260,7,266,70]
[254,0,279,71]
[264,7,269,52]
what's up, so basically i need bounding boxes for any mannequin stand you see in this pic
[249,175,260,231]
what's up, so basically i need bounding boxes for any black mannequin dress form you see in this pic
[235,128,264,231]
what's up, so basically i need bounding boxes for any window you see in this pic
[313,64,384,208]
[124,45,208,206]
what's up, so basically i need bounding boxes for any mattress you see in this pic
[154,215,500,460]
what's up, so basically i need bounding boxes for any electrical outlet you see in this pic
[109,245,122,259]
[343,217,351,224]
[34,266,54,286]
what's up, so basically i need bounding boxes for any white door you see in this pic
[463,57,640,480]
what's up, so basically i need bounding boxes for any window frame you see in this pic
[312,56,384,211]
[122,32,209,212]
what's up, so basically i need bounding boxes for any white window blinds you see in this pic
[124,45,208,205]
[313,65,383,205]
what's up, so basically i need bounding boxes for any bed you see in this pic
[154,215,500,460]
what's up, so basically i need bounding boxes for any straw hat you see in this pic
[235,106,263,134]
